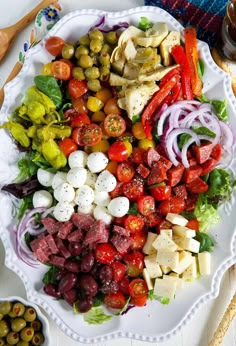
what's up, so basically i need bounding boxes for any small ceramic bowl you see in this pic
[0,296,50,346]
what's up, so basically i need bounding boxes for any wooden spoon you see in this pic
[0,0,58,63]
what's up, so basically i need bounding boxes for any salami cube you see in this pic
[113,225,130,237]
[34,248,49,264]
[41,217,59,234]
[45,235,59,255]
[136,164,150,179]
[67,229,83,242]
[173,184,188,199]
[71,213,95,229]
[111,234,131,253]
[57,221,74,239]
[167,164,184,186]
[144,148,160,167]
[85,220,108,244]
[147,161,167,185]
[55,237,71,258]
[49,255,66,268]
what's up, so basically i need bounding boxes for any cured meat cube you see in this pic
[30,238,42,253]
[144,148,160,167]
[147,161,167,185]
[55,237,71,258]
[49,255,66,268]
[173,184,188,199]
[167,164,184,186]
[110,234,131,253]
[68,229,83,242]
[41,217,60,234]
[45,235,59,254]
[35,248,49,264]
[113,225,130,237]
[136,164,150,178]
[85,220,108,244]
[71,213,95,229]
[57,221,74,239]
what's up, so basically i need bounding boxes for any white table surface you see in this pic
[0,1,236,345]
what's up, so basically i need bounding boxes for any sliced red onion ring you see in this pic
[89,14,129,33]
[219,120,234,149]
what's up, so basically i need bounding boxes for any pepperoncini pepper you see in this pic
[41,139,67,169]
[37,125,72,141]
[0,121,30,147]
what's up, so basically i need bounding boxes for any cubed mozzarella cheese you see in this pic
[107,197,129,217]
[37,168,55,187]
[152,233,178,252]
[176,238,200,253]
[52,171,67,189]
[53,202,74,222]
[172,225,196,238]
[182,256,198,280]
[156,251,179,268]
[94,191,111,207]
[154,278,177,300]
[171,251,193,274]
[160,229,173,238]
[74,185,94,206]
[142,232,157,255]
[67,167,87,188]
[160,265,171,274]
[144,254,162,278]
[33,190,53,208]
[166,213,188,226]
[163,274,185,289]
[93,205,113,225]
[198,252,211,275]
[54,182,75,203]
[95,170,117,192]
[87,152,108,173]
[68,150,88,168]
[142,269,154,290]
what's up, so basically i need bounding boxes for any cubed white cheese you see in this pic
[144,254,162,278]
[198,252,211,275]
[160,229,173,238]
[163,274,185,289]
[142,268,154,290]
[156,251,179,268]
[154,278,177,300]
[172,235,185,250]
[171,251,193,274]
[142,232,157,255]
[152,233,178,252]
[166,213,188,226]
[176,238,200,253]
[160,265,171,274]
[182,256,198,280]
[172,225,196,238]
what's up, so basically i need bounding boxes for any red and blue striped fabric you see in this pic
[144,0,228,47]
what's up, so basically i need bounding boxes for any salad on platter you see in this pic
[1,14,235,325]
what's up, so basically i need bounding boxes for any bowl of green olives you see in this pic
[0,297,50,346]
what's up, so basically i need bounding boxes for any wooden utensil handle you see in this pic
[12,0,58,33]
[0,61,23,107]
[209,292,236,346]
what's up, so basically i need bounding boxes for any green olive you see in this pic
[0,302,12,315]
[90,39,102,53]
[0,320,9,337]
[31,332,44,346]
[12,303,25,317]
[78,54,93,69]
[85,67,100,80]
[75,45,89,59]
[62,44,75,59]
[99,66,110,81]
[79,35,90,46]
[30,320,41,332]
[89,29,104,41]
[0,314,3,321]
[87,79,101,92]
[98,53,110,66]
[72,67,85,80]
[11,318,27,333]
[105,31,118,45]
[90,51,98,65]
[6,331,19,345]
[100,43,113,54]
[23,308,36,323]
[20,328,34,342]
[16,341,29,346]
[0,337,5,346]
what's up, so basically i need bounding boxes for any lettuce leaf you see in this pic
[148,290,170,304]
[193,194,220,232]
[83,307,112,325]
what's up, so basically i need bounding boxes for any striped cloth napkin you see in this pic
[144,0,228,47]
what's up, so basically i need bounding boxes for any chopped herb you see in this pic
[192,126,216,137]
[138,16,153,31]
[42,265,59,285]
[128,202,139,215]
[178,133,192,149]
[132,114,141,124]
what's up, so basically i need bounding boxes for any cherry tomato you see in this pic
[137,195,155,216]
[200,158,217,175]
[105,161,118,175]
[45,36,65,56]
[104,113,126,137]
[150,185,172,201]
[130,231,147,250]
[129,278,148,298]
[72,97,88,113]
[109,181,124,199]
[186,218,199,231]
[143,211,162,227]
[70,113,91,128]
[157,219,172,233]
[211,143,222,161]
[96,88,113,104]
[58,138,78,157]
[131,147,146,165]
[122,179,144,201]
[52,60,71,80]
[119,276,130,295]
[124,215,144,234]
[104,97,121,114]
[68,79,88,99]
[95,243,117,264]
[113,215,127,226]
[131,295,147,307]
[124,251,144,277]
[108,141,129,162]
[104,292,126,309]
[72,124,102,146]
[117,162,135,183]
[64,108,79,123]
[111,261,126,282]
[158,196,186,215]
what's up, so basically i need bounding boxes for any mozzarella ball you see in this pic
[37,168,55,187]
[68,150,88,168]
[54,182,75,203]
[108,197,130,217]
[33,190,53,208]
[93,206,113,225]
[94,190,111,207]
[87,152,108,173]
[53,202,74,222]
[52,171,67,189]
[66,167,87,188]
[85,171,97,188]
[95,170,117,192]
[74,185,94,206]
[77,203,95,214]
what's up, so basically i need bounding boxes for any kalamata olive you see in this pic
[64,260,81,273]
[43,283,61,299]
[99,280,119,294]
[58,273,77,293]
[68,242,82,257]
[78,296,93,312]
[80,252,94,272]
[63,289,78,306]
[78,275,98,296]
[54,269,67,282]
[98,265,113,283]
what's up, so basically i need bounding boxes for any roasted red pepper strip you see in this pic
[162,80,182,105]
[184,27,202,97]
[141,74,180,139]
[159,66,181,88]
[171,45,193,100]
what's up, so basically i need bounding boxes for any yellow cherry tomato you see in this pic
[96,88,113,104]
[87,96,104,112]
[105,161,118,175]
[91,139,110,153]
[132,121,146,140]
[123,139,133,157]
[42,62,53,75]
[138,138,155,150]
[91,110,106,123]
